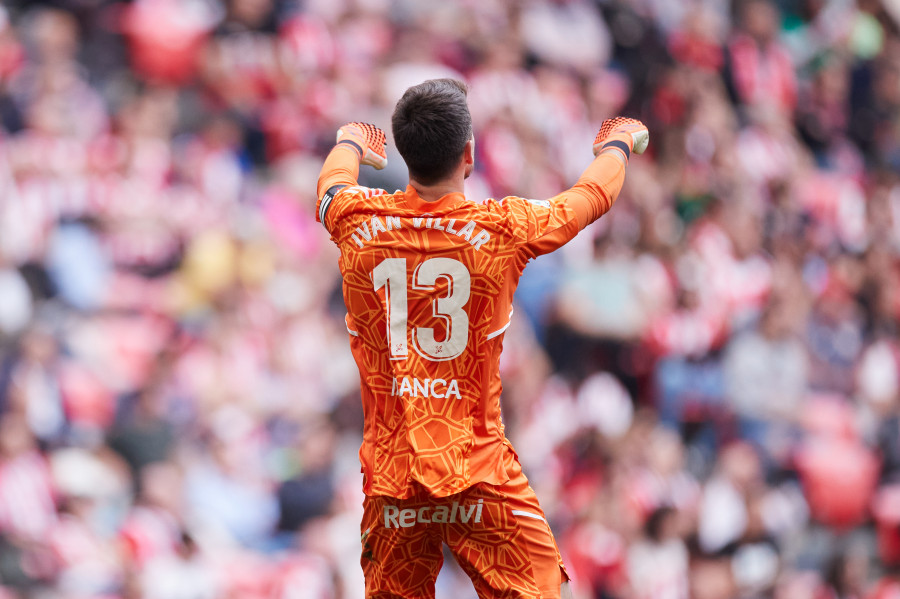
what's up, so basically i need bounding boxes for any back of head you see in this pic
[391,78,473,185]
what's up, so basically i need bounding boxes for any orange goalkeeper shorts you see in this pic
[359,461,569,599]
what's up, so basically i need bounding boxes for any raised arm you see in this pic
[554,117,649,229]
[316,144,361,200]
[316,122,388,208]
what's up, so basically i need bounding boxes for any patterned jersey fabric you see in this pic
[359,450,568,598]
[317,184,579,498]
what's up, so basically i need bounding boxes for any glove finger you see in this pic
[336,126,356,143]
[632,130,649,155]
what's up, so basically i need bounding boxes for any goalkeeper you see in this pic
[316,78,647,599]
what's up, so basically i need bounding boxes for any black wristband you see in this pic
[601,139,631,161]
[336,139,364,159]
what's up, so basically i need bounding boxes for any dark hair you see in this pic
[391,78,473,184]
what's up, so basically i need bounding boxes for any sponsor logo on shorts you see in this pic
[383,499,484,528]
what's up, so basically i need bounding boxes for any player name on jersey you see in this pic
[391,377,462,400]
[351,215,491,250]
[383,499,485,528]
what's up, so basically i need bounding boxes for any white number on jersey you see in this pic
[371,257,471,361]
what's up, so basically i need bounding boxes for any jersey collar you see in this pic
[402,185,467,212]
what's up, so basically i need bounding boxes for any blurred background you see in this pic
[0,0,898,597]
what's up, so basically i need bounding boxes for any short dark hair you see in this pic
[391,79,473,185]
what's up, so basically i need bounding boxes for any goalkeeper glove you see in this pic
[336,122,388,170]
[592,117,649,162]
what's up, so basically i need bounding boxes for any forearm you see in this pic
[316,145,361,200]
[553,152,626,229]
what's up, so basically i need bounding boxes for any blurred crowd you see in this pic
[0,0,899,597]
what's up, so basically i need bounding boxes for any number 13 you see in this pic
[372,257,471,361]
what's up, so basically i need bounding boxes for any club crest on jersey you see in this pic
[350,216,491,251]
[525,198,551,208]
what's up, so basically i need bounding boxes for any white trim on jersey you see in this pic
[343,186,387,199]
[511,509,547,523]
[345,315,359,337]
[319,193,335,223]
[486,307,514,340]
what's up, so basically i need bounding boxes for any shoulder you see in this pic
[328,185,396,217]
[473,196,546,241]
[482,195,551,214]
[488,196,566,226]
[500,195,553,209]
[335,185,391,202]
[320,185,396,233]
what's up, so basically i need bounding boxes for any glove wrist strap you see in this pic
[336,139,364,160]
[596,138,631,164]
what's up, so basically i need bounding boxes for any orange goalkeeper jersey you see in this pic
[317,183,581,499]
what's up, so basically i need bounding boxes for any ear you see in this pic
[463,138,475,178]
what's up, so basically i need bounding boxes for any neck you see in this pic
[410,173,465,203]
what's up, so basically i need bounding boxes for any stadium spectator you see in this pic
[0,0,897,596]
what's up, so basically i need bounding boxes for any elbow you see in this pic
[316,173,330,201]
[575,181,614,218]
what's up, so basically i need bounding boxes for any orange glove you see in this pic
[592,117,649,162]
[336,122,388,170]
